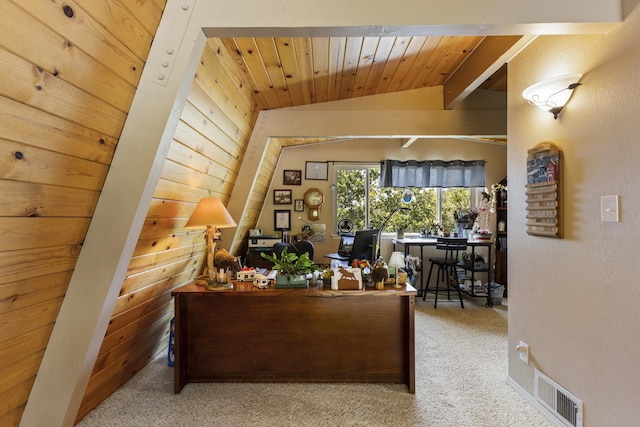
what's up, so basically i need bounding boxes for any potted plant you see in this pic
[260,247,319,288]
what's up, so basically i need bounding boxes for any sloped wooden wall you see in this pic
[0,2,262,425]
[75,37,260,421]
[0,1,164,424]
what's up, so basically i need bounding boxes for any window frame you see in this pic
[333,163,482,235]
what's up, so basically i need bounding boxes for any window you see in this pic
[335,164,479,234]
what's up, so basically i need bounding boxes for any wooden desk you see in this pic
[172,281,417,393]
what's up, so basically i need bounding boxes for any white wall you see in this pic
[507,4,640,425]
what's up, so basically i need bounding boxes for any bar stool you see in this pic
[423,237,466,308]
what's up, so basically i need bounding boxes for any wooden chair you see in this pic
[423,237,467,308]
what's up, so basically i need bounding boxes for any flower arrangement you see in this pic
[454,208,479,229]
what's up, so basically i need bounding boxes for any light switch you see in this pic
[601,195,619,222]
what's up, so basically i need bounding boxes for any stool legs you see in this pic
[423,261,464,308]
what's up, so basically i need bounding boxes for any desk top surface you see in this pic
[173,281,417,297]
[392,237,493,246]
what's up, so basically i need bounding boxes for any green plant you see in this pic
[260,247,318,275]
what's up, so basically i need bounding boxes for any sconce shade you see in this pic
[522,74,582,119]
[185,197,236,229]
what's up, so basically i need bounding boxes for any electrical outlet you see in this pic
[516,341,529,364]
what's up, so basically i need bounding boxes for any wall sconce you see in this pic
[522,74,582,119]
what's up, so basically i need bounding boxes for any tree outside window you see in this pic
[335,165,475,235]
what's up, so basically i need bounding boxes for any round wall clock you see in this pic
[304,188,324,221]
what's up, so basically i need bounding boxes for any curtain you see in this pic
[380,159,485,188]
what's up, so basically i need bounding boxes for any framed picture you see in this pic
[283,169,302,185]
[274,210,291,231]
[273,189,292,205]
[305,161,328,180]
[294,199,305,212]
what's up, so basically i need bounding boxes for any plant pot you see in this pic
[275,274,308,288]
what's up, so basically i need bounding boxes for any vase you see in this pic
[275,274,307,288]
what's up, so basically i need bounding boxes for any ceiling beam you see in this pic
[444,35,536,109]
[402,137,419,148]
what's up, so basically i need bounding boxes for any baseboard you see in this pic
[506,375,564,427]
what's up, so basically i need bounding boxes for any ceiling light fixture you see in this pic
[522,74,582,119]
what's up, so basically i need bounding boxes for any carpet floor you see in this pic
[76,297,553,427]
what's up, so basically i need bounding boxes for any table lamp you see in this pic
[185,197,237,290]
[388,251,406,289]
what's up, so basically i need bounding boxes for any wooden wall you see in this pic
[0,2,263,425]
[75,38,260,421]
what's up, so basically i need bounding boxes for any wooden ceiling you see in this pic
[217,35,510,112]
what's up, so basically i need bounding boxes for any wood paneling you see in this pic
[0,0,169,423]
[219,35,509,111]
[0,1,509,424]
[76,34,259,423]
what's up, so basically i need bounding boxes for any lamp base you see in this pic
[195,275,234,291]
[205,282,234,291]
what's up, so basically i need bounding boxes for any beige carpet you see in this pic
[76,297,552,427]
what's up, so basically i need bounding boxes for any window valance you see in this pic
[380,159,485,188]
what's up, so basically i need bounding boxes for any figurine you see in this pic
[371,260,388,290]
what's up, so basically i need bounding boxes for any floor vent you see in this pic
[534,369,583,427]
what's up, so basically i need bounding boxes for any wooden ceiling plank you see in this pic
[217,38,269,110]
[401,36,443,91]
[328,37,346,101]
[374,36,412,95]
[311,37,330,103]
[363,37,395,97]
[444,35,535,108]
[256,38,294,108]
[416,37,466,87]
[351,37,381,98]
[229,38,280,110]
[293,37,315,105]
[275,37,305,106]
[386,36,428,93]
[428,36,484,86]
[338,37,364,99]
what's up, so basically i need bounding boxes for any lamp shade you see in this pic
[388,251,405,269]
[522,74,582,119]
[185,197,236,229]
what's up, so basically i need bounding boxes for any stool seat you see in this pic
[423,237,466,308]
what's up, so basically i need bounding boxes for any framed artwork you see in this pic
[274,210,291,231]
[305,161,328,180]
[294,199,305,212]
[283,170,302,185]
[273,189,292,205]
